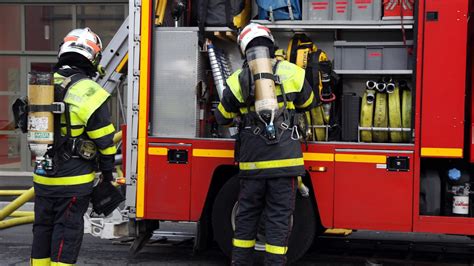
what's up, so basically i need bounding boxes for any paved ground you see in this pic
[1,223,229,266]
[3,222,474,266]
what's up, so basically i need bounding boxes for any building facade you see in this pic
[0,1,128,174]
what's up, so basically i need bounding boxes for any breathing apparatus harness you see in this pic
[37,68,98,176]
[238,60,300,145]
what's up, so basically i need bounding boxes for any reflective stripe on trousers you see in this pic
[233,238,256,248]
[31,258,51,266]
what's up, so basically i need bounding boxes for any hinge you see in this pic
[132,139,138,145]
[135,0,141,7]
[132,105,139,111]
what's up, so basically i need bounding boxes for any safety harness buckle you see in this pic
[52,102,65,114]
[62,152,71,161]
[274,75,281,85]
[253,126,262,135]
[280,122,289,130]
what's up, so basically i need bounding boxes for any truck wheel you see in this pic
[212,176,316,263]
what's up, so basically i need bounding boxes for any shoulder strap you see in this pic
[55,73,88,140]
[238,62,254,114]
[274,61,288,112]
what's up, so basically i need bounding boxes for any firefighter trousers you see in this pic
[31,195,90,265]
[232,176,297,266]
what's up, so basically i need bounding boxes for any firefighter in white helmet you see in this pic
[30,28,117,265]
[215,23,318,265]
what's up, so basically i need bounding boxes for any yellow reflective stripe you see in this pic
[193,149,234,158]
[240,158,304,170]
[335,154,386,164]
[265,243,288,255]
[99,146,117,155]
[233,238,256,248]
[218,103,237,119]
[303,152,334,162]
[51,262,74,266]
[61,127,84,137]
[148,147,167,155]
[31,258,51,266]
[296,91,314,109]
[87,124,115,139]
[421,147,463,158]
[33,173,95,186]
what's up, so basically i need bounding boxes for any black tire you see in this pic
[212,175,316,263]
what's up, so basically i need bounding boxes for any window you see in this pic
[25,6,73,51]
[0,56,21,170]
[0,5,21,50]
[76,5,126,47]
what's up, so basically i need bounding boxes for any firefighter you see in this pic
[215,23,317,265]
[30,28,116,266]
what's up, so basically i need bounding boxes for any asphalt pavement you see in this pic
[1,223,228,266]
[3,223,474,265]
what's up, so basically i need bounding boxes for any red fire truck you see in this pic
[121,0,474,262]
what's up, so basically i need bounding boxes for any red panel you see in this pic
[121,124,127,174]
[420,0,469,154]
[415,216,474,235]
[306,144,335,229]
[190,140,235,221]
[470,0,474,162]
[334,150,414,231]
[412,0,425,224]
[146,144,192,220]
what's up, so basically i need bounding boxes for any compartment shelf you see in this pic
[205,20,414,32]
[334,70,413,75]
[252,20,414,30]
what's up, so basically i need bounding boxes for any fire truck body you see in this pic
[123,0,474,260]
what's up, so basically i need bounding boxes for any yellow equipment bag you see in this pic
[287,33,339,142]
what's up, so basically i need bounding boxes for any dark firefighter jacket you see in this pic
[33,67,117,197]
[215,60,317,178]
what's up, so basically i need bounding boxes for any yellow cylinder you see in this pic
[0,187,35,221]
[0,190,29,196]
[0,216,35,229]
[246,46,278,118]
[27,72,54,157]
[10,211,34,217]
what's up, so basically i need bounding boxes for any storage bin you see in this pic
[334,41,413,71]
[302,0,381,21]
[352,0,382,21]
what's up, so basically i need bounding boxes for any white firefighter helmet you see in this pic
[58,27,103,65]
[237,23,274,54]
